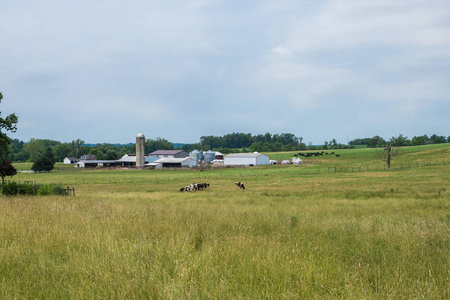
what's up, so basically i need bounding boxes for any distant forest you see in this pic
[4,132,449,163]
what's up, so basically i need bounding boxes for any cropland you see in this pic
[1,144,449,299]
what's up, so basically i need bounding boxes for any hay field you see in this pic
[1,144,449,299]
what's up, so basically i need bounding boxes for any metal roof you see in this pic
[150,150,186,155]
[154,157,196,163]
[77,160,117,164]
[225,153,267,158]
[116,154,157,162]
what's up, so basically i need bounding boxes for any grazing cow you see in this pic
[235,182,245,190]
[180,182,210,192]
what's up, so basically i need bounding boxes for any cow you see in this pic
[180,182,210,192]
[235,182,245,190]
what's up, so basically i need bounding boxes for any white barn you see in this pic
[63,157,78,164]
[154,157,197,168]
[224,153,270,166]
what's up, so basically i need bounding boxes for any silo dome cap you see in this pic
[136,133,145,138]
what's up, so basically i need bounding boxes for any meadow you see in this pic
[1,144,449,299]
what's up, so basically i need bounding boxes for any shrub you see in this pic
[1,182,36,196]
[2,181,18,196]
[1,183,66,196]
[37,184,54,195]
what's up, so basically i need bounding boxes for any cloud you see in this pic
[1,0,449,144]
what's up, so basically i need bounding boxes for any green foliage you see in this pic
[0,92,19,157]
[37,184,56,195]
[31,147,55,172]
[1,182,65,196]
[145,137,174,153]
[1,182,36,196]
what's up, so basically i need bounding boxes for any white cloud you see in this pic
[1,0,449,143]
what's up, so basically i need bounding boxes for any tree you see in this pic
[71,139,85,158]
[31,147,55,172]
[390,134,410,147]
[367,136,387,148]
[0,92,19,157]
[378,139,400,171]
[0,157,17,184]
[24,138,43,162]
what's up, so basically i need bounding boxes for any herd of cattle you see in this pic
[180,181,245,192]
[295,151,340,157]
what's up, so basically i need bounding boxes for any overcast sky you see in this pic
[1,0,449,145]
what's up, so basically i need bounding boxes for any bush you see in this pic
[2,182,36,196]
[37,184,54,195]
[1,182,66,196]
[2,181,18,196]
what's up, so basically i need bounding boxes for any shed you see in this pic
[63,157,79,164]
[224,153,270,166]
[154,157,197,168]
[75,160,117,168]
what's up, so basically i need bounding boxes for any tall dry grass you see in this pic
[1,145,449,298]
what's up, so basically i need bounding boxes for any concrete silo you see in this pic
[136,133,145,169]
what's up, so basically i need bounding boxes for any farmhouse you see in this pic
[224,152,270,166]
[150,150,189,159]
[63,157,79,164]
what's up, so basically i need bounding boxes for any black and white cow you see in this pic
[235,182,245,190]
[180,182,210,192]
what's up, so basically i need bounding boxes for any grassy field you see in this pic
[1,144,449,299]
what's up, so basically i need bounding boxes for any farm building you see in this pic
[224,153,270,166]
[75,160,117,168]
[79,154,96,160]
[154,157,197,168]
[63,157,79,164]
[116,154,159,167]
[150,150,189,159]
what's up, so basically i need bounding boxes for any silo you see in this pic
[190,150,200,162]
[136,133,145,169]
[204,150,215,163]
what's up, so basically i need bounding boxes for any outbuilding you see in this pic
[75,160,117,168]
[224,152,270,166]
[116,154,159,167]
[63,157,79,164]
[154,157,197,168]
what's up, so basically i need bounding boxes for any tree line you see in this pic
[348,134,449,148]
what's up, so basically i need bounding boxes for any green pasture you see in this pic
[1,144,449,299]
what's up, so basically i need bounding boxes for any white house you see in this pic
[224,152,270,166]
[63,157,78,164]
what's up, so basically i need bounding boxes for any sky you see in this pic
[1,0,449,145]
